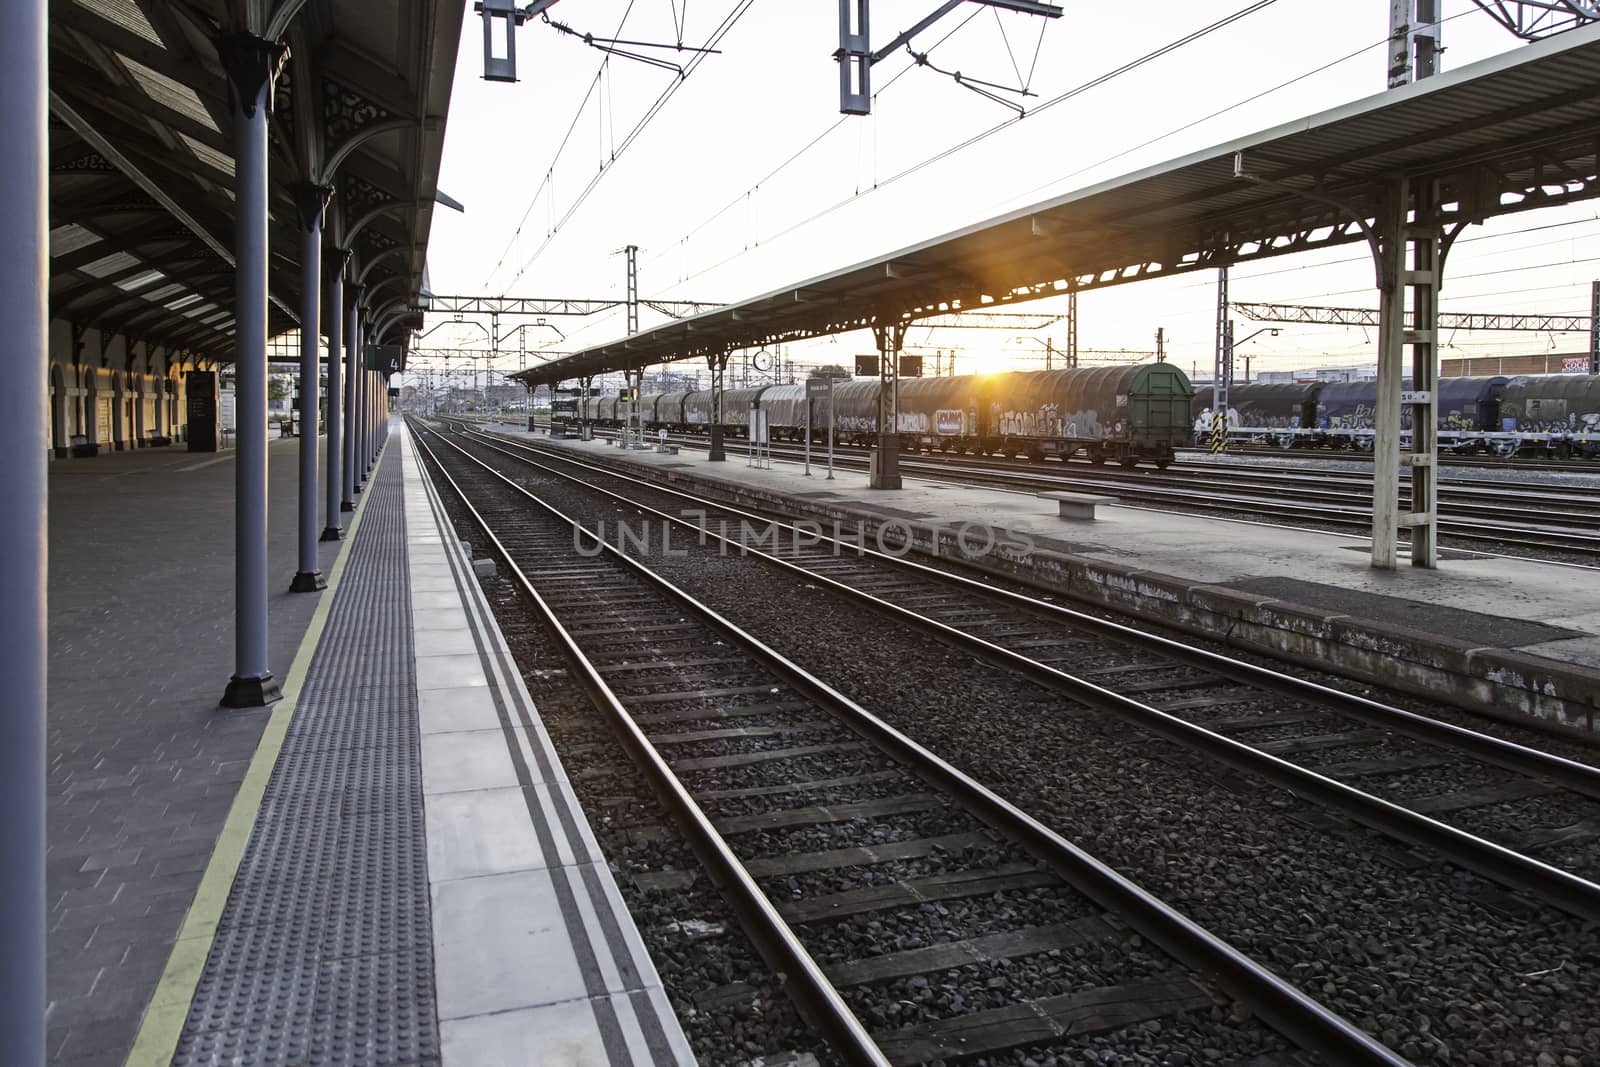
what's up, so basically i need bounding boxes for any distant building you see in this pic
[1313,366,1376,382]
[1441,352,1591,376]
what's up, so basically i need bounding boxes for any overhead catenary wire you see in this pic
[482,0,642,289]
[641,4,987,279]
[491,1,1594,373]
[499,0,758,290]
[561,0,1286,357]
[665,0,1284,292]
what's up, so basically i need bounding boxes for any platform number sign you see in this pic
[365,344,403,374]
[855,354,923,377]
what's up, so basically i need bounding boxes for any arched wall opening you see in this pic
[50,364,66,457]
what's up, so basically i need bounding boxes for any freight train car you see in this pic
[682,386,770,434]
[1192,382,1321,445]
[644,392,695,430]
[1183,373,1600,456]
[1501,374,1600,456]
[770,364,1193,467]
[757,384,810,441]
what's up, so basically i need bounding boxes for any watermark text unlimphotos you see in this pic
[574,510,1034,560]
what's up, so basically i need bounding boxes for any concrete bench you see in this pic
[1037,490,1118,520]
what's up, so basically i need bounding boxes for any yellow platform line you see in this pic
[124,442,389,1067]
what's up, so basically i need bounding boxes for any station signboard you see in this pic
[854,354,922,377]
[365,344,404,374]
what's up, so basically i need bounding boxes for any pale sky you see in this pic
[406,0,1600,394]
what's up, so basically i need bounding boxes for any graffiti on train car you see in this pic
[993,404,1105,440]
[895,411,931,433]
[1508,405,1600,434]
[1321,404,1416,431]
[934,409,969,436]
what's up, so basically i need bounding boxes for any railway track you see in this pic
[1179,444,1600,473]
[449,423,1600,915]
[411,420,1405,1066]
[569,425,1600,558]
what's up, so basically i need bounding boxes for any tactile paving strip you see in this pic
[174,448,439,1066]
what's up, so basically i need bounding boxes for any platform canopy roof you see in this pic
[515,22,1600,387]
[49,0,464,360]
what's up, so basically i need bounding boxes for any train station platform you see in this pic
[47,436,339,1066]
[498,428,1600,735]
[98,421,692,1067]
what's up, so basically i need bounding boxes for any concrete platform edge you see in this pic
[403,426,698,1066]
[519,433,1600,736]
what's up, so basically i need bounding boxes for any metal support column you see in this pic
[1371,176,1443,570]
[370,367,380,464]
[1589,280,1599,374]
[1388,0,1441,88]
[1372,186,1407,571]
[291,185,330,591]
[219,33,287,708]
[354,320,367,488]
[322,254,346,540]
[341,295,357,510]
[708,353,728,461]
[627,368,644,448]
[1067,285,1078,367]
[361,366,369,470]
[1212,266,1230,450]
[219,31,284,710]
[372,370,379,457]
[623,243,641,447]
[1406,181,1442,568]
[358,365,367,473]
[870,321,906,489]
[0,1,48,1054]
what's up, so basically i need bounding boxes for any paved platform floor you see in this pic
[114,422,691,1066]
[47,437,349,1066]
[507,431,1600,672]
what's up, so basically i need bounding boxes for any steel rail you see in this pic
[453,426,1600,923]
[580,427,1600,553]
[523,412,1600,474]
[415,420,1409,1066]
[467,426,1600,790]
[408,427,892,1067]
[497,423,1600,571]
